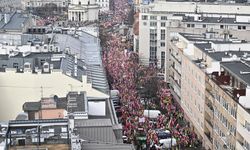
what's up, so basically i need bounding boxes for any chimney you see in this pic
[4,14,10,24]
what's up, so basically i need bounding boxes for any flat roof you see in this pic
[182,16,250,25]
[221,61,250,86]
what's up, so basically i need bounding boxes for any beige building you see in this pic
[169,31,250,149]
[138,0,250,81]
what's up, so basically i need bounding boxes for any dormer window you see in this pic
[43,62,50,73]
[24,62,31,69]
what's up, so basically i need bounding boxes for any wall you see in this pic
[0,70,108,121]
[181,44,206,139]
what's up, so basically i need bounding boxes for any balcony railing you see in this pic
[170,64,181,77]
[170,53,181,64]
[169,75,181,89]
[205,103,213,118]
[205,132,213,143]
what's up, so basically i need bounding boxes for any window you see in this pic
[149,46,157,62]
[243,26,246,30]
[142,15,148,20]
[160,42,165,47]
[220,25,224,29]
[191,24,195,28]
[150,16,157,20]
[2,64,7,68]
[238,26,242,30]
[161,51,165,68]
[79,1,81,5]
[13,63,18,68]
[161,29,165,40]
[143,22,147,26]
[203,24,206,28]
[187,24,190,28]
[150,22,157,27]
[40,59,46,66]
[245,121,250,132]
[161,16,167,20]
[161,22,166,27]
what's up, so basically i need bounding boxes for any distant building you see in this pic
[0,12,34,33]
[23,0,68,8]
[68,0,99,22]
[138,1,250,81]
[0,0,24,10]
[96,0,110,12]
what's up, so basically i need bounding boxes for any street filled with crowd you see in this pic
[100,0,201,149]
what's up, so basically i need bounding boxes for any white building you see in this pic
[138,1,250,81]
[22,0,68,8]
[0,0,24,9]
[96,0,109,12]
[0,28,109,121]
[68,0,99,22]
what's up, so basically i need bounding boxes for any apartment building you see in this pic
[138,0,250,81]
[0,26,110,121]
[23,0,68,8]
[170,31,250,149]
[68,0,99,22]
[0,0,24,9]
[96,0,110,11]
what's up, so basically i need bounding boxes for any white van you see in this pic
[143,110,161,119]
[159,138,177,149]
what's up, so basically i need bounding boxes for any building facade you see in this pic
[96,0,109,12]
[170,31,250,149]
[138,1,250,81]
[68,0,99,22]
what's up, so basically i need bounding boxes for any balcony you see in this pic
[238,123,250,141]
[170,64,181,77]
[205,102,213,118]
[169,75,181,89]
[236,140,248,150]
[204,132,213,150]
[169,86,181,105]
[170,53,181,64]
[205,118,213,134]
[205,87,215,101]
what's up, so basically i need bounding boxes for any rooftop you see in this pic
[0,12,31,31]
[23,92,87,114]
[0,51,87,82]
[221,61,250,85]
[182,16,250,25]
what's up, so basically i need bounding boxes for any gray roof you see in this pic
[52,32,109,94]
[207,51,250,61]
[23,102,41,111]
[182,16,250,25]
[75,119,118,144]
[81,143,135,150]
[221,61,250,86]
[194,43,250,61]
[0,12,30,31]
[74,119,112,127]
[0,52,87,82]
[23,92,87,113]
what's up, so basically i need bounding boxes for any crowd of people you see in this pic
[100,0,201,149]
